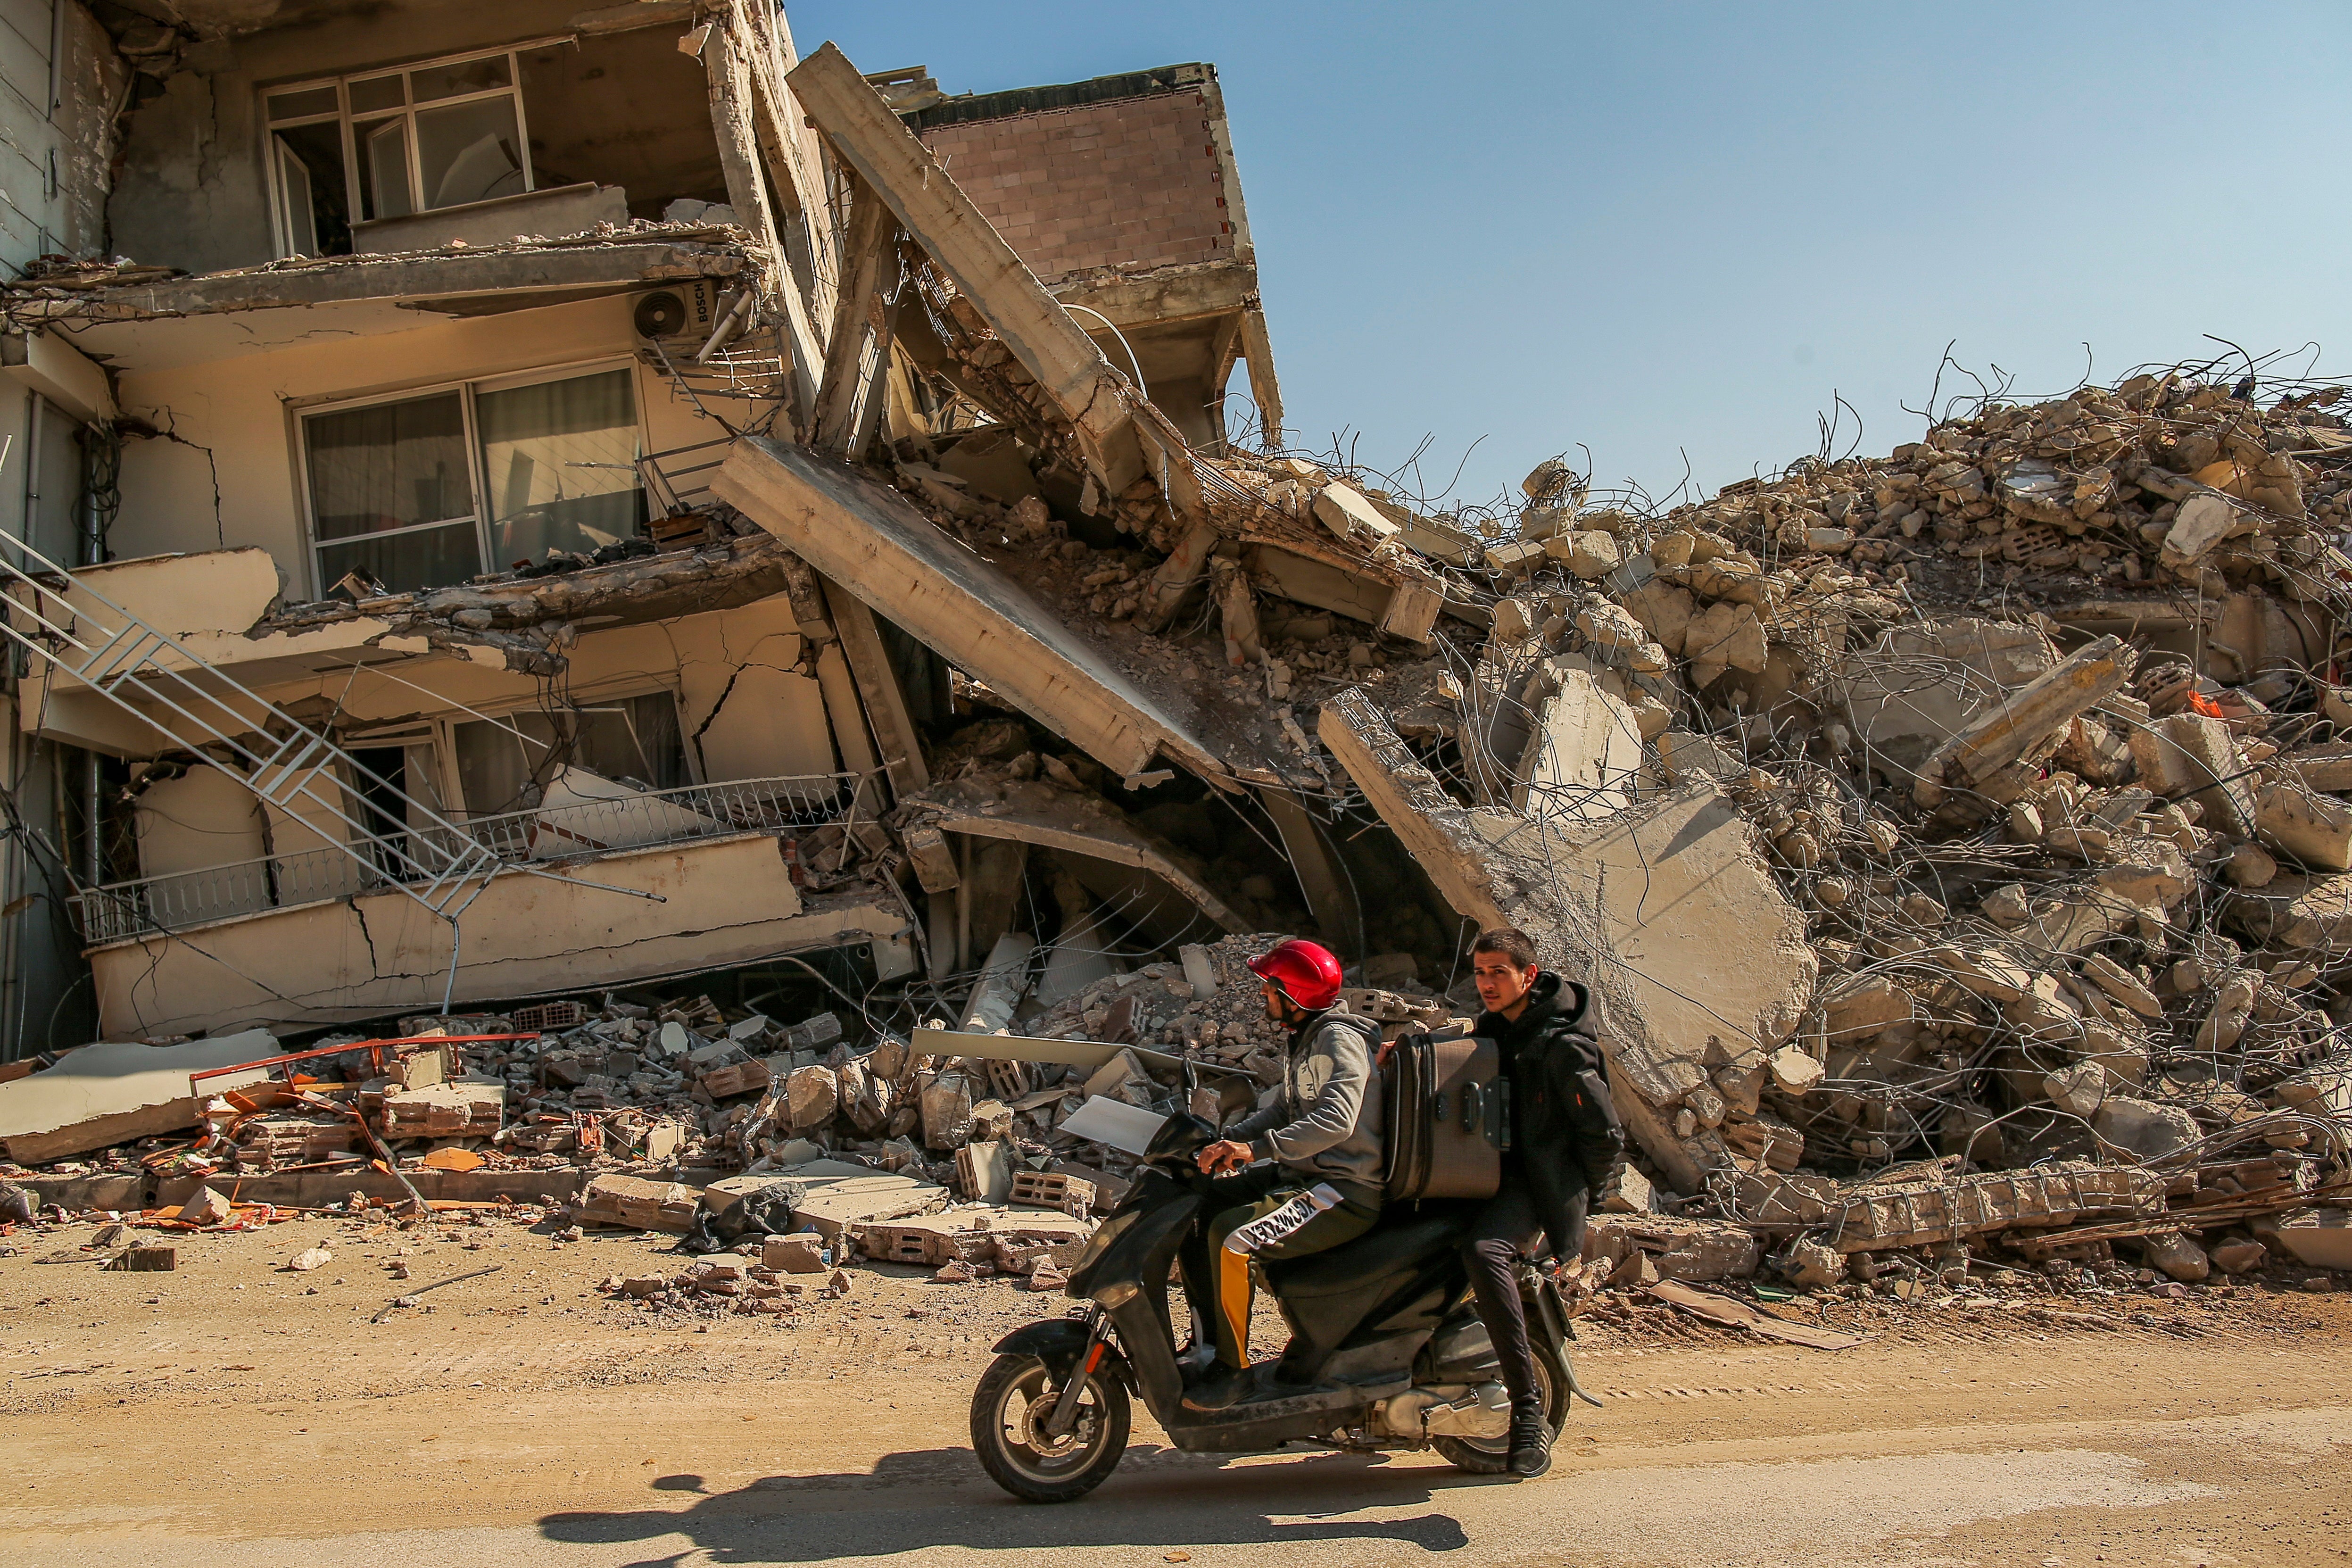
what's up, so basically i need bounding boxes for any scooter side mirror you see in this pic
[1143,1109,1216,1164]
[1214,1074,1256,1120]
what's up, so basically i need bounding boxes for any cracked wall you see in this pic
[683,629,837,782]
[104,0,593,273]
[0,0,126,272]
[107,67,262,276]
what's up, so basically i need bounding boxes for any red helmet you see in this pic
[1248,938,1344,1012]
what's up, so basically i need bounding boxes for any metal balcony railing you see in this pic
[74,772,865,946]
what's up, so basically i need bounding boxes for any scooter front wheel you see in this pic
[969,1352,1132,1503]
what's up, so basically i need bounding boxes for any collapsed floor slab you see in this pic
[1320,686,1817,1190]
[86,836,913,1040]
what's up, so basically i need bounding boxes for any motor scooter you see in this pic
[969,1095,1601,1502]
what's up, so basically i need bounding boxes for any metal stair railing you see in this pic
[0,528,506,927]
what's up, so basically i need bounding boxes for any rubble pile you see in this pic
[1019,931,1448,1072]
[1416,369,2352,1293]
[599,1253,855,1321]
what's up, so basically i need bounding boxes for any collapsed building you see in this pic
[0,0,2344,1295]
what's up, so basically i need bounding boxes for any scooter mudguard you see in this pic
[991,1319,1135,1392]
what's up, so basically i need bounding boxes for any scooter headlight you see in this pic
[1094,1280,1140,1309]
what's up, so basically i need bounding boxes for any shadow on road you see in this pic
[539,1444,1493,1561]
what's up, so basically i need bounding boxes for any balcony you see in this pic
[76,772,866,947]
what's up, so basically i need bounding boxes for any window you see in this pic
[299,365,647,594]
[450,693,686,817]
[263,46,539,257]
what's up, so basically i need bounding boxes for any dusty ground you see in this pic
[3,1208,2349,1566]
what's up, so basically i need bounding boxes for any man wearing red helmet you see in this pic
[1174,936,1384,1411]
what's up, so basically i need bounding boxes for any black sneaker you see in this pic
[1507,1398,1552,1479]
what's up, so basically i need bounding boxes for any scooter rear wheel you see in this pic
[1432,1338,1571,1475]
[970,1352,1131,1503]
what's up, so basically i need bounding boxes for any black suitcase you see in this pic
[1381,1024,1507,1202]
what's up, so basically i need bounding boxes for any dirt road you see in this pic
[3,1208,2348,1566]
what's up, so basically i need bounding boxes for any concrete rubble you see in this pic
[0,13,2343,1330]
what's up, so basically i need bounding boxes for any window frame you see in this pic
[19,393,85,572]
[259,41,562,257]
[431,683,698,821]
[293,356,650,598]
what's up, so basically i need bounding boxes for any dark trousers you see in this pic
[1176,1166,1381,1370]
[1458,1171,1586,1408]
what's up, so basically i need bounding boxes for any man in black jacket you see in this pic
[1461,925,1624,1479]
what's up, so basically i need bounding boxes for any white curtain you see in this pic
[476,368,645,569]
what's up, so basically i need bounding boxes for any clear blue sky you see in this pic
[789,1,2352,514]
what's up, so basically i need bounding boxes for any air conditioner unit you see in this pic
[632,281,721,345]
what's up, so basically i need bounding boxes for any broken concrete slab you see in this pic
[2275,1212,2352,1271]
[2090,1097,2202,1161]
[1512,662,1642,824]
[905,777,1247,934]
[1319,687,1814,1191]
[1913,636,2133,808]
[715,438,1222,780]
[2130,713,2257,837]
[1683,600,1768,689]
[1828,617,2057,776]
[1824,1161,2165,1253]
[2226,871,2352,956]
[578,1174,701,1233]
[787,43,1169,508]
[1585,1213,1762,1281]
[2081,952,2164,1019]
[961,933,1036,1034]
[2282,740,2352,794]
[762,1233,829,1273]
[1821,977,1914,1041]
[772,1157,951,1239]
[0,1030,277,1163]
[2257,780,2352,872]
[1310,480,1402,551]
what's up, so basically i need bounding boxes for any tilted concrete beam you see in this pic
[714,437,1226,782]
[786,43,1151,501]
[924,799,1247,935]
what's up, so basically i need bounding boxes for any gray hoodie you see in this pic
[1228,1005,1384,1191]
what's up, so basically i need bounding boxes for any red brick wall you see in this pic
[918,90,1233,282]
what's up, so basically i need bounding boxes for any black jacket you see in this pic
[1477,971,1626,1260]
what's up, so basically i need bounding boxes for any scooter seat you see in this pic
[1261,1208,1467,1299]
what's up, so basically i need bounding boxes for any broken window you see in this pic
[450,692,685,817]
[300,364,647,593]
[262,45,542,257]
[516,31,728,224]
[262,28,729,257]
